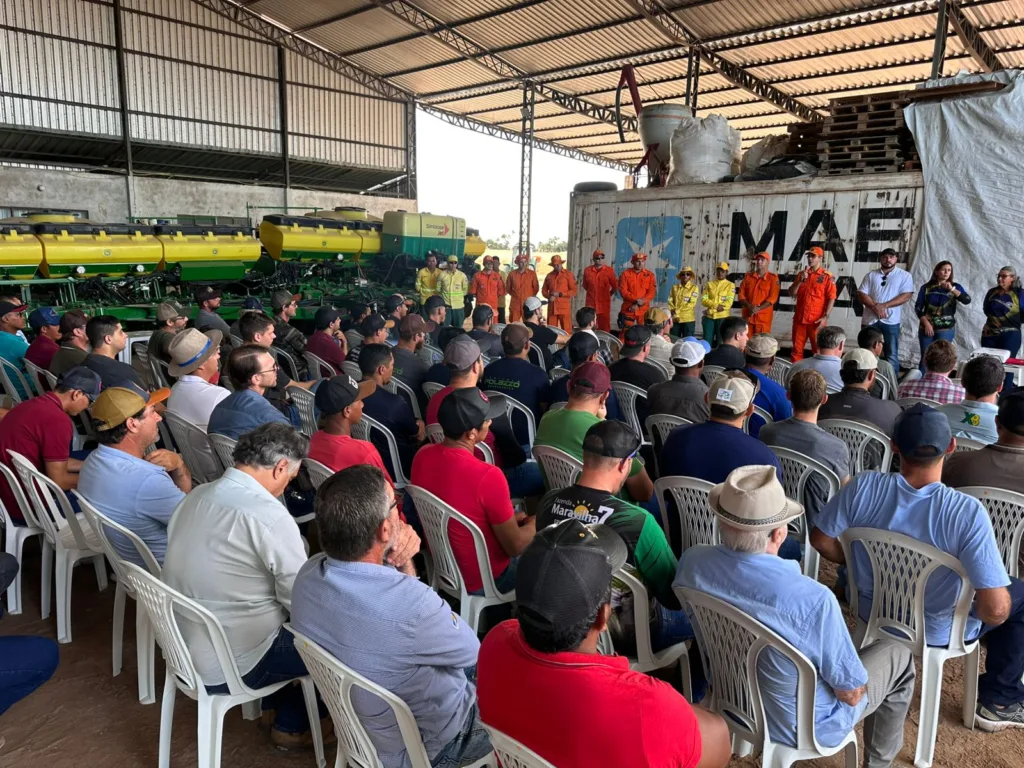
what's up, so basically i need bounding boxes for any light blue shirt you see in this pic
[77,444,186,566]
[208,388,289,439]
[0,330,30,401]
[291,555,480,768]
[938,400,999,445]
[675,546,868,748]
[816,472,1009,645]
[787,353,843,392]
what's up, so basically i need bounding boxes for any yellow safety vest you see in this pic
[701,279,736,320]
[668,282,700,323]
[415,267,441,303]
[437,269,468,306]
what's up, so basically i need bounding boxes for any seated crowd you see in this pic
[3,290,1024,768]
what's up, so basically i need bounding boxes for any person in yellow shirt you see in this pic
[701,261,736,348]
[414,251,442,313]
[437,254,469,328]
[668,266,700,339]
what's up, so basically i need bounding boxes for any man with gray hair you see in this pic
[676,465,916,766]
[787,325,846,392]
[292,465,492,768]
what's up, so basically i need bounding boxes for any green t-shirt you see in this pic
[535,408,643,481]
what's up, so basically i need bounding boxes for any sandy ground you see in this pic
[1,546,1022,768]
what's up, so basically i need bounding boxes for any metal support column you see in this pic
[277,46,290,208]
[931,0,949,80]
[112,0,134,218]
[517,84,535,259]
[689,45,702,117]
[404,97,418,201]
[683,52,695,110]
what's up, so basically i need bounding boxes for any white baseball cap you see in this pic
[670,340,706,367]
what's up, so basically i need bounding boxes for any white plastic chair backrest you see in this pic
[769,445,840,515]
[0,459,43,529]
[405,484,505,599]
[303,458,334,490]
[767,358,791,387]
[485,390,536,447]
[8,450,92,551]
[645,358,671,379]
[615,565,659,667]
[287,385,318,437]
[425,423,444,443]
[528,342,547,371]
[22,359,48,397]
[392,377,422,420]
[896,396,942,410]
[532,445,582,490]
[162,410,218,483]
[121,561,255,698]
[870,374,891,400]
[41,367,59,392]
[0,358,31,403]
[475,440,495,465]
[481,724,555,768]
[270,346,300,381]
[609,381,647,440]
[700,365,725,387]
[676,586,828,755]
[838,527,976,655]
[351,414,409,486]
[549,366,570,381]
[547,401,567,413]
[549,326,568,337]
[958,486,1024,578]
[342,360,363,381]
[287,625,439,768]
[594,329,622,357]
[654,475,718,551]
[818,418,892,475]
[645,414,692,456]
[75,492,161,580]
[421,343,443,365]
[743,404,773,435]
[954,437,985,452]
[422,381,445,401]
[230,334,244,347]
[147,352,170,389]
[207,433,238,473]
[303,351,334,380]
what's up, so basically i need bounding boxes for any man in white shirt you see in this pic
[166,328,228,431]
[857,248,914,371]
[644,307,674,364]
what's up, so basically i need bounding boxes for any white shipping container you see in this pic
[567,172,924,344]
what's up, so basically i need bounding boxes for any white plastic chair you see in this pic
[532,445,582,490]
[422,381,446,401]
[404,485,515,633]
[351,414,410,488]
[8,450,107,643]
[485,390,536,447]
[303,457,334,490]
[610,381,650,444]
[768,446,840,581]
[527,342,547,372]
[392,377,422,420]
[676,586,860,768]
[270,345,301,382]
[645,413,692,451]
[230,334,244,347]
[548,366,570,382]
[344,329,364,352]
[700,364,725,388]
[818,418,892,475]
[958,486,1024,578]
[206,433,237,474]
[121,562,326,768]
[546,401,566,413]
[425,423,444,444]
[645,357,671,379]
[0,460,43,615]
[420,343,443,366]
[76,492,160,704]
[743,404,774,435]
[594,329,622,357]
[148,351,171,389]
[342,360,363,381]
[838,528,979,768]
[954,437,986,452]
[767,357,792,387]
[303,350,335,380]
[22,358,50,397]
[288,385,318,437]
[870,374,891,400]
[480,724,553,768]
[163,410,220,483]
[0,357,32,403]
[896,396,943,410]
[654,476,718,552]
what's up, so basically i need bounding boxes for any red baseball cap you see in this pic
[570,361,611,395]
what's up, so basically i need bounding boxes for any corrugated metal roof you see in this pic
[243,0,1024,167]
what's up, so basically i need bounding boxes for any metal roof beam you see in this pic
[947,0,1003,72]
[293,5,375,34]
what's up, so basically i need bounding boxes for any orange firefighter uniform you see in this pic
[791,263,837,361]
[506,256,539,323]
[542,255,578,332]
[618,254,658,331]
[582,252,618,332]
[469,259,505,315]
[738,260,782,336]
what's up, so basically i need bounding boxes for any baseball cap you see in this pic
[0,300,28,317]
[753,251,770,261]
[631,252,647,262]
[716,261,730,272]
[567,331,599,366]
[842,348,878,372]
[515,518,628,634]
[893,403,952,459]
[644,307,669,326]
[424,295,446,313]
[446,254,459,263]
[384,294,413,313]
[592,249,605,259]
[549,254,564,266]
[314,306,342,330]
[805,246,825,258]
[28,306,60,331]
[708,372,756,414]
[443,334,482,370]
[501,322,532,351]
[271,290,300,310]
[241,296,264,311]
[569,361,611,395]
[155,301,184,323]
[515,253,529,264]
[671,339,706,367]
[622,325,652,356]
[57,366,102,402]
[359,313,395,337]
[314,374,375,415]
[998,388,1024,436]
[400,313,431,338]
[683,335,711,354]
[523,296,546,312]
[437,388,503,436]
[746,334,779,358]
[582,420,641,460]
[92,382,170,431]
[193,285,221,302]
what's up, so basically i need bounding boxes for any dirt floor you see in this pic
[1,544,1023,768]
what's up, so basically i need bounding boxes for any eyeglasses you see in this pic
[258,364,280,374]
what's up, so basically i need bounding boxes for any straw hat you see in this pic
[708,465,804,532]
[168,327,222,376]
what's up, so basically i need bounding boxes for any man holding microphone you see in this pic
[789,246,836,362]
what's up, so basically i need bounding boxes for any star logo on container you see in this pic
[615,216,684,303]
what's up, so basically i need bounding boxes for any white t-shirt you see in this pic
[167,375,230,431]
[858,267,914,326]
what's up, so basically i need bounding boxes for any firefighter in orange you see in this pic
[582,249,618,331]
[469,255,506,319]
[506,253,538,322]
[618,252,657,331]
[738,251,781,336]
[542,254,578,332]
[789,246,837,361]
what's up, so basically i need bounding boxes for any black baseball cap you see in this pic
[57,366,103,402]
[998,387,1024,436]
[193,285,221,302]
[437,388,503,437]
[359,313,395,336]
[424,295,446,313]
[893,403,952,458]
[567,331,599,366]
[384,294,413,314]
[621,324,652,356]
[582,420,641,460]
[0,300,28,317]
[241,296,263,311]
[515,518,628,634]
[314,373,376,415]
[314,306,342,330]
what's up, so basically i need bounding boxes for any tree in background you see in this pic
[485,232,514,249]
[536,235,568,251]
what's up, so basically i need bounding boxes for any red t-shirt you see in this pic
[305,330,346,375]
[307,430,393,485]
[0,393,74,522]
[478,621,702,768]
[25,335,60,372]
[425,385,499,465]
[410,443,514,592]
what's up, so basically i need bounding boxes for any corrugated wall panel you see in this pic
[0,0,114,44]
[122,0,265,40]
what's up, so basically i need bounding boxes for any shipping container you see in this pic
[567,172,923,343]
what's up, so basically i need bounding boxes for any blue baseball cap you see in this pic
[57,366,102,402]
[29,306,60,331]
[683,335,712,354]
[241,297,263,310]
[893,404,952,459]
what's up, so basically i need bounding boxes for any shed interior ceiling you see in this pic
[236,0,1024,165]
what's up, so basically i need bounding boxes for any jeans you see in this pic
[918,327,956,372]
[205,627,321,734]
[982,330,1022,393]
[431,702,493,767]
[871,321,900,372]
[650,603,707,701]
[503,460,544,498]
[0,636,60,716]
[978,576,1024,708]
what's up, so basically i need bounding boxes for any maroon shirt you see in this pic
[25,335,60,372]
[304,330,346,376]
[0,393,74,522]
